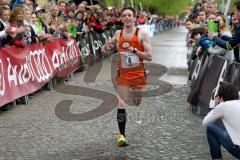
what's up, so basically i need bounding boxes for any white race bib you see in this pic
[120,52,140,68]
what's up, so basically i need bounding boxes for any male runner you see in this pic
[101,7,152,147]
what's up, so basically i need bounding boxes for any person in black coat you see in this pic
[0,6,13,48]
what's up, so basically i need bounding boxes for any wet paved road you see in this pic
[0,27,234,160]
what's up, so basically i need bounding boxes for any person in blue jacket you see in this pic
[12,0,24,8]
[191,27,215,52]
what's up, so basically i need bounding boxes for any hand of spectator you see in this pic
[208,31,217,39]
[37,33,53,41]
[17,26,27,34]
[218,29,223,37]
[46,34,53,38]
[102,26,107,30]
[188,38,194,43]
[77,32,84,35]
[67,35,73,39]
[42,34,53,41]
[101,22,108,26]
[84,28,89,32]
[47,35,54,41]
[24,25,31,32]
[5,27,16,35]
[196,47,202,56]
[188,38,195,46]
[58,24,67,32]
[51,24,57,30]
[89,23,95,27]
[37,32,45,39]
[214,96,221,106]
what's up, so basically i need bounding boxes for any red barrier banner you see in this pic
[0,39,81,107]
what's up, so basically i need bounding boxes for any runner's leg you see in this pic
[131,86,145,106]
[116,85,130,137]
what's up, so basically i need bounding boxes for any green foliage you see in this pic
[215,0,239,14]
[105,0,193,16]
[105,0,239,15]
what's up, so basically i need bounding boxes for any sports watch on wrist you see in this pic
[133,48,138,54]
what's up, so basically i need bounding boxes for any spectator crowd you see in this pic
[185,0,240,159]
[185,0,240,64]
[0,0,124,48]
[0,0,178,49]
[0,0,180,111]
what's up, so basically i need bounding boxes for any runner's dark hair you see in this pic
[121,7,136,16]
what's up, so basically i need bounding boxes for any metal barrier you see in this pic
[187,49,240,115]
[0,23,175,109]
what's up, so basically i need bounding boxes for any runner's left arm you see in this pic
[134,31,152,61]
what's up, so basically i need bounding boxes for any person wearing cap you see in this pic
[35,6,48,33]
[202,83,240,159]
[35,6,45,13]
[35,6,53,41]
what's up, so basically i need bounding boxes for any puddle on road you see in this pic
[159,68,188,85]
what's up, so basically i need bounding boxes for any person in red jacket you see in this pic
[136,11,147,25]
[86,9,104,33]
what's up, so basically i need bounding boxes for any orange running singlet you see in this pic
[116,28,146,88]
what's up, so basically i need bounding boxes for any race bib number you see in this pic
[120,52,140,68]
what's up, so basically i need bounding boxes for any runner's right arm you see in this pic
[101,30,120,53]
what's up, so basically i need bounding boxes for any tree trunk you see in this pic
[113,0,118,7]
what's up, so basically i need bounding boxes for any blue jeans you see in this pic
[206,122,240,159]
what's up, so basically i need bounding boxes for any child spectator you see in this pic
[67,9,75,18]
[191,27,215,52]
[65,17,77,38]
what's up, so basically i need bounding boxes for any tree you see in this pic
[105,0,192,16]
